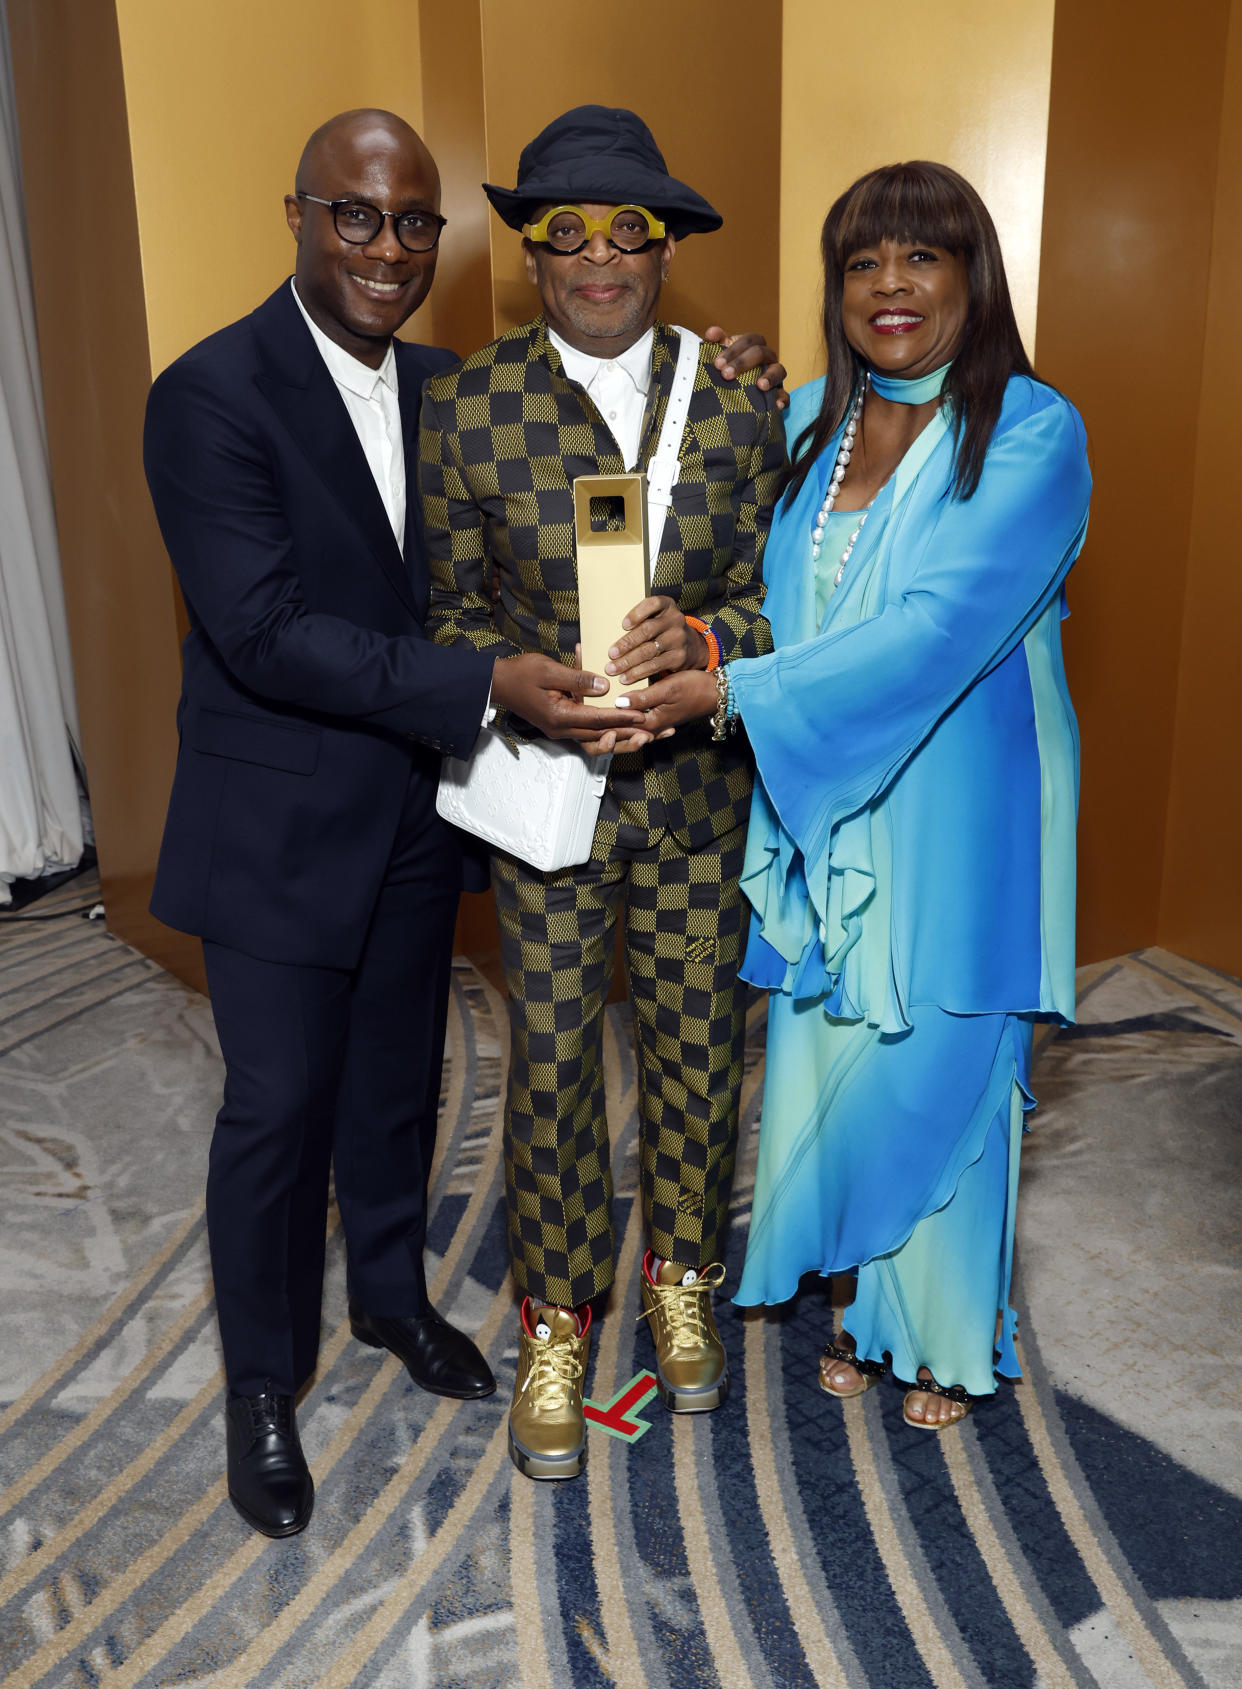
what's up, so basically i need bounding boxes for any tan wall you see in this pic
[779,0,1055,385]
[1036,0,1233,965]
[114,0,424,375]
[9,0,782,990]
[8,0,430,991]
[780,0,1242,975]
[418,5,493,360]
[11,0,1242,986]
[1158,1,1242,970]
[5,0,197,985]
[476,0,781,345]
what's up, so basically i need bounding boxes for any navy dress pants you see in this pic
[201,766,461,1397]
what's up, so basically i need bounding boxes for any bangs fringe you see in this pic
[829,163,983,265]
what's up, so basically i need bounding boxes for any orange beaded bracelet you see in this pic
[684,615,720,671]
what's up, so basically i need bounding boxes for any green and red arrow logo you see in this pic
[583,1371,659,1443]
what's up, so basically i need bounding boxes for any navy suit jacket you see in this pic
[144,282,494,969]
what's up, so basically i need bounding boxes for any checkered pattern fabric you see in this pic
[493,823,749,1308]
[420,317,785,848]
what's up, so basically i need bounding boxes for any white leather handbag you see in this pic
[436,729,611,873]
[435,328,702,872]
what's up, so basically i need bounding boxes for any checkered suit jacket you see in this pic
[420,317,785,849]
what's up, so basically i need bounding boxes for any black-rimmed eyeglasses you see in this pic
[296,193,447,253]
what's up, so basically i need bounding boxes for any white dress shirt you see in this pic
[549,325,654,468]
[291,279,406,550]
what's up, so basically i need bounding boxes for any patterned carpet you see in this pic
[1,874,1239,1687]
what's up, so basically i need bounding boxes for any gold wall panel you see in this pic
[10,0,1242,984]
[6,0,202,987]
[114,0,424,376]
[476,0,781,349]
[779,0,1055,385]
[1038,0,1233,965]
[1158,1,1242,972]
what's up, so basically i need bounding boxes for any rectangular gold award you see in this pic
[573,473,651,706]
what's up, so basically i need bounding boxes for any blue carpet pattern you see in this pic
[1,879,1238,1687]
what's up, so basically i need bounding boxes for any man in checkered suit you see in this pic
[422,106,785,1480]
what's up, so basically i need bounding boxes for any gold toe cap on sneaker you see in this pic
[508,1301,591,1479]
[640,1259,729,1412]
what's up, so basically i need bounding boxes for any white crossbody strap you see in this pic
[645,326,701,559]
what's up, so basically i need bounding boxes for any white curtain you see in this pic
[0,0,83,903]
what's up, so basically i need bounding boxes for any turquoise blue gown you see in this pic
[729,376,1091,1395]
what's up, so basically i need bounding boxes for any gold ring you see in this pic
[653,639,662,655]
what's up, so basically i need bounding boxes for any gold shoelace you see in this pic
[518,1332,586,1409]
[638,1262,726,1349]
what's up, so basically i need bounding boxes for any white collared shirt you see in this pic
[291,279,406,550]
[291,281,499,727]
[549,324,654,469]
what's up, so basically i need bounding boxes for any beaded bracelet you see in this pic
[684,615,721,671]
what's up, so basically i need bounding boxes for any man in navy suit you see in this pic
[143,109,646,1538]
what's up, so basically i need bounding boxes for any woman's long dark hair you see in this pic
[786,161,1037,505]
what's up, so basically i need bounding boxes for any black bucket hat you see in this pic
[483,105,722,239]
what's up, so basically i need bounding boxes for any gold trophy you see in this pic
[572,473,651,706]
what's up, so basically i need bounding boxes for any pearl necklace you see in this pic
[810,380,875,587]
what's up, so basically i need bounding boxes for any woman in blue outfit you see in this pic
[614,161,1091,1428]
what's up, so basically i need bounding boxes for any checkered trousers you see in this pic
[492,820,749,1309]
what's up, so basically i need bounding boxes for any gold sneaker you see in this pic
[508,1299,592,1481]
[639,1252,729,1412]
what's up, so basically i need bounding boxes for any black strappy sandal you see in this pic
[818,1340,887,1400]
[901,1373,974,1430]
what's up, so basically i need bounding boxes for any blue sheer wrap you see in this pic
[732,375,1090,1027]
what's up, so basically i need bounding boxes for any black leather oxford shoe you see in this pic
[225,1386,314,1538]
[348,1303,496,1399]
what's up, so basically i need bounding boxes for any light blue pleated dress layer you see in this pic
[728,378,1092,1396]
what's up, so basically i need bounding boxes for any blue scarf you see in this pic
[869,361,952,403]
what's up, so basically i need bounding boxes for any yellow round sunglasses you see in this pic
[525,204,667,254]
